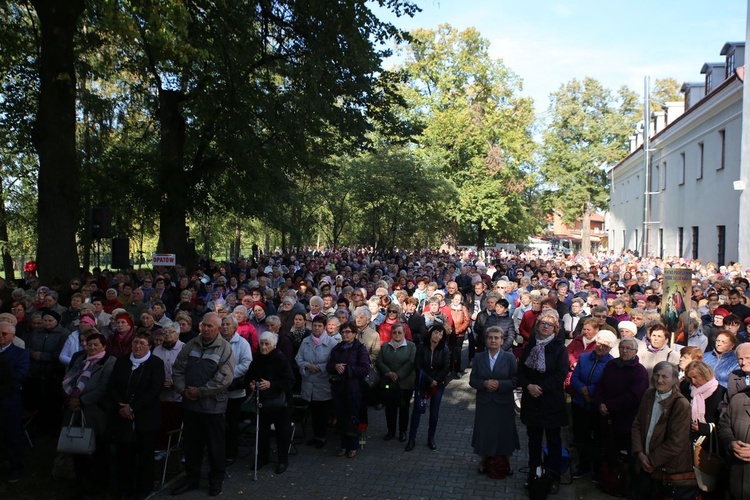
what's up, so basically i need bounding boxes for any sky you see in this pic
[371,0,747,117]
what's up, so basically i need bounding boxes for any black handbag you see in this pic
[258,391,287,413]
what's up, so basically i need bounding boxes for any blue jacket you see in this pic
[570,350,613,410]
[0,344,30,406]
[704,350,740,388]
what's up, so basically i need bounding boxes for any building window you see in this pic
[706,71,713,93]
[692,226,699,260]
[679,153,685,185]
[653,163,660,191]
[661,161,667,190]
[658,228,664,259]
[678,227,684,257]
[726,51,736,78]
[717,225,726,267]
[622,230,626,251]
[636,175,640,198]
[697,142,704,179]
[635,229,639,254]
[718,129,726,170]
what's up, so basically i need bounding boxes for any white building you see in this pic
[607,42,745,265]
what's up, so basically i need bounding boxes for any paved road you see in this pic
[157,365,610,500]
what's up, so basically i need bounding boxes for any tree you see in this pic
[651,77,683,111]
[398,25,538,249]
[539,77,639,256]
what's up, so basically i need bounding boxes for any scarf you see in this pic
[690,377,719,423]
[582,335,596,348]
[613,356,637,368]
[450,303,463,311]
[524,334,555,373]
[312,333,329,346]
[62,351,106,397]
[291,327,307,345]
[130,349,151,371]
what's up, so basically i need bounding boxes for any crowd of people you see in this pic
[1,246,750,499]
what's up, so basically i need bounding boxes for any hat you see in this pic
[595,330,618,347]
[42,309,61,323]
[0,312,17,326]
[80,315,96,327]
[618,321,637,335]
[713,308,730,318]
[605,293,616,300]
[556,279,569,288]
[114,313,133,329]
[253,301,267,312]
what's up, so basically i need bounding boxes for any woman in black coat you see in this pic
[518,311,569,494]
[247,331,296,475]
[406,324,450,451]
[107,330,165,499]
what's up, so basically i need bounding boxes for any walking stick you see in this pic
[254,386,261,481]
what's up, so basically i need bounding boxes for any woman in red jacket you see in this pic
[449,292,470,376]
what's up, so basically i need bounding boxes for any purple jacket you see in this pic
[326,339,370,394]
[593,356,649,437]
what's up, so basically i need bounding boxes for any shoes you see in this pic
[398,432,407,442]
[250,459,268,470]
[549,479,560,494]
[154,451,167,461]
[225,457,236,466]
[572,467,590,479]
[7,469,21,483]
[208,484,222,497]
[427,438,437,450]
[383,432,395,441]
[275,463,287,474]
[336,448,347,457]
[171,482,199,496]
[405,438,416,452]
[314,439,327,449]
[347,450,357,458]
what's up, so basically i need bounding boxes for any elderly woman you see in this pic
[368,297,385,327]
[518,311,569,493]
[326,321,370,458]
[305,296,325,330]
[107,312,136,358]
[247,331,295,475]
[594,336,649,494]
[407,324,450,452]
[108,329,165,499]
[565,318,599,392]
[152,322,184,457]
[232,305,258,353]
[640,324,681,377]
[377,323,416,443]
[378,303,413,345]
[220,314,253,465]
[59,314,97,367]
[569,330,616,479]
[265,315,294,364]
[296,314,338,449]
[703,330,740,388]
[470,325,519,477]
[632,361,698,499]
[26,309,69,431]
[61,332,116,498]
[681,361,726,474]
[678,346,704,379]
[175,312,196,343]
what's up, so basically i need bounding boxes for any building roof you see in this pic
[720,42,745,55]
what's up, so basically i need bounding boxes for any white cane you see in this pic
[254,387,261,481]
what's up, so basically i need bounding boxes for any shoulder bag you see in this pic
[57,410,96,455]
[693,423,723,492]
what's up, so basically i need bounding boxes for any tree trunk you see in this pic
[31,0,85,284]
[0,184,15,282]
[581,203,592,257]
[476,220,486,250]
[155,89,188,264]
[233,219,241,260]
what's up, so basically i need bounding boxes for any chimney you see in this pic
[628,135,637,153]
[681,82,705,111]
[662,101,685,125]
[652,111,666,135]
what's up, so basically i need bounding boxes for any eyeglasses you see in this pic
[539,322,555,328]
[387,310,398,314]
[618,346,637,351]
[340,329,353,335]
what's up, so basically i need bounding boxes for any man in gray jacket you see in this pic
[171,312,235,497]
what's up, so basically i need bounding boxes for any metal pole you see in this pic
[643,76,651,258]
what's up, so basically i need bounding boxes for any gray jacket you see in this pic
[295,333,338,402]
[173,334,235,414]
